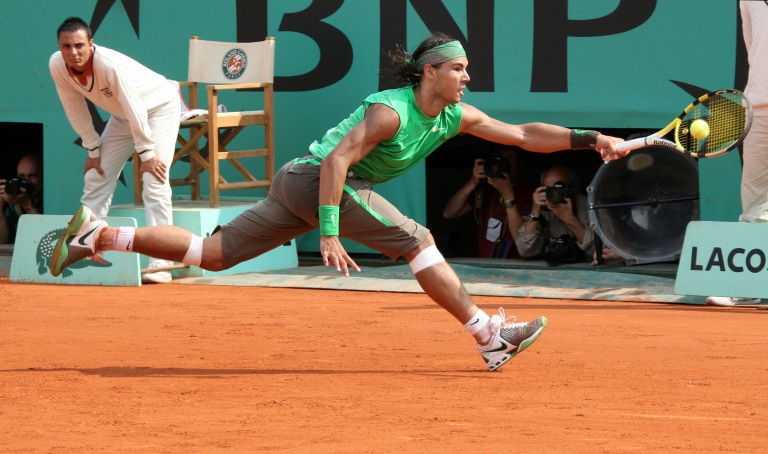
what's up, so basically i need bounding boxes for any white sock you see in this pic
[464,309,492,344]
[115,227,135,252]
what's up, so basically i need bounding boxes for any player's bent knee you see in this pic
[193,233,226,271]
[198,259,225,272]
[408,244,445,275]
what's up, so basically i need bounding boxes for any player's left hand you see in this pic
[320,235,361,277]
[140,156,168,183]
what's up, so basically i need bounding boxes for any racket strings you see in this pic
[677,93,748,157]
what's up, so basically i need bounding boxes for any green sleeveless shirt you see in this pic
[308,87,463,184]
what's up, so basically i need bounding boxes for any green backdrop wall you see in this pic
[0,0,745,254]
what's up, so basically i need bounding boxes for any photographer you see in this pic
[1,154,44,244]
[516,165,595,265]
[443,146,535,258]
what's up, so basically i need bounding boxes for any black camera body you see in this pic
[483,156,511,179]
[543,234,584,266]
[4,177,30,197]
[545,181,574,204]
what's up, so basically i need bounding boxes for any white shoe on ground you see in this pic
[705,296,762,306]
[142,259,174,284]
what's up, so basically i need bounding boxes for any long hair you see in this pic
[57,17,92,40]
[382,32,457,87]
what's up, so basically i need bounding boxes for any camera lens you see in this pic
[545,181,571,204]
[4,178,27,198]
[483,157,510,179]
[545,186,566,204]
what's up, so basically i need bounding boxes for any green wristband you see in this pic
[319,205,340,236]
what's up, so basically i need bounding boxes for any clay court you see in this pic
[1,273,766,453]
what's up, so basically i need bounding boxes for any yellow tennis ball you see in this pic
[689,119,710,139]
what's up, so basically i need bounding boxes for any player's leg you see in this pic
[51,160,311,276]
[49,205,220,276]
[339,178,546,371]
[403,238,546,370]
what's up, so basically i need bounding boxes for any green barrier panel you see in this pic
[10,215,141,286]
[675,221,768,299]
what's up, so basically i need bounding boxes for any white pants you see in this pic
[81,99,180,265]
[740,115,768,223]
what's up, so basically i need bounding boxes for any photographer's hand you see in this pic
[550,198,587,243]
[592,247,624,266]
[489,171,524,241]
[0,179,9,206]
[471,158,485,183]
[531,186,547,211]
[0,195,9,243]
[522,187,547,235]
[486,172,514,200]
[442,158,486,220]
[548,198,576,222]
[11,189,37,213]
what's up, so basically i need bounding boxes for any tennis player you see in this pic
[50,32,626,371]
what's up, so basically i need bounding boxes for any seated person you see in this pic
[516,165,594,265]
[443,146,535,258]
[0,153,44,244]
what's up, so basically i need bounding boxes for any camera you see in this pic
[4,177,30,197]
[545,181,574,204]
[543,234,585,266]
[483,156,511,179]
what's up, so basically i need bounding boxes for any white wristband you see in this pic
[137,149,156,162]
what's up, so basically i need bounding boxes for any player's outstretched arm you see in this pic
[458,103,625,159]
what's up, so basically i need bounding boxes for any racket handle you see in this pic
[615,137,648,152]
[615,136,682,153]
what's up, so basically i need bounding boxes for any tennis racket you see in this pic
[615,89,753,158]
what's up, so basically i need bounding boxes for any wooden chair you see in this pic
[134,36,276,207]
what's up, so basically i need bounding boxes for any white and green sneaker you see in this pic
[478,308,547,371]
[50,206,108,277]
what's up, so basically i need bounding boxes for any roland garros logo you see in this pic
[222,48,247,79]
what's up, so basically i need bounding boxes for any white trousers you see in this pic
[81,99,180,264]
[740,115,768,223]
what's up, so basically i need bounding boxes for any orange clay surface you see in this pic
[0,276,767,453]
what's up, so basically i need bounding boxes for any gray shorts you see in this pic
[217,155,429,269]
